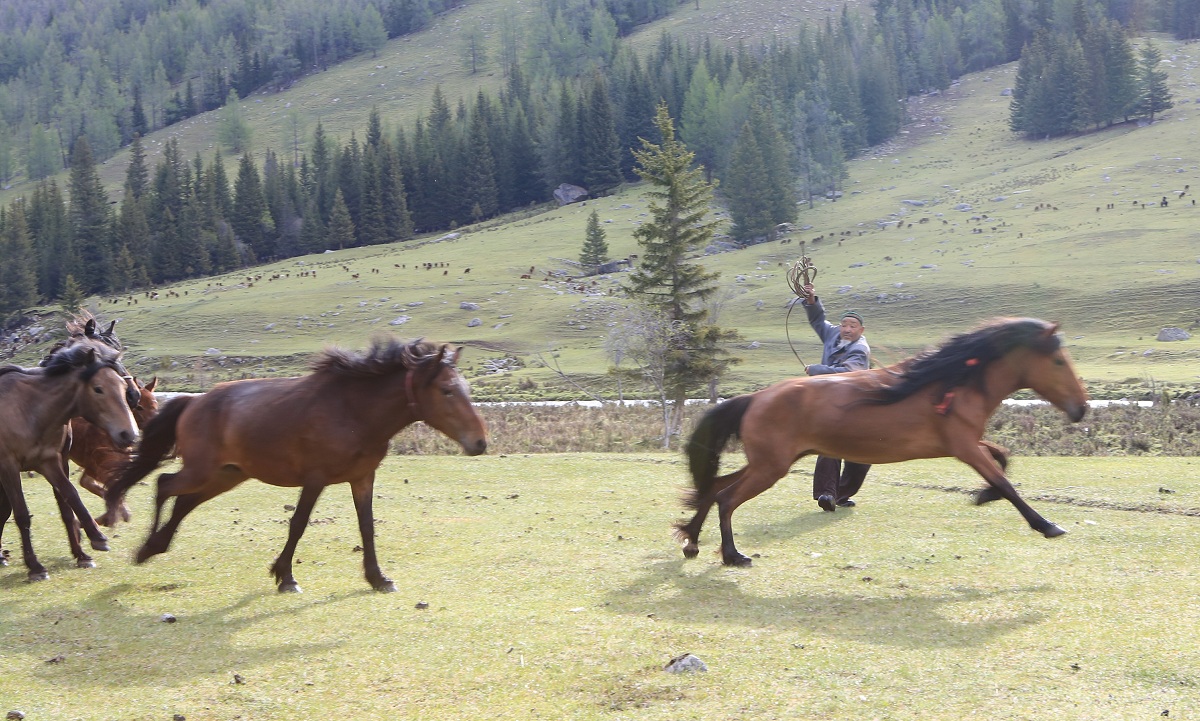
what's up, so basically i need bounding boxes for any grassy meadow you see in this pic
[2,453,1200,720]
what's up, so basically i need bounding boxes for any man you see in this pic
[800,282,871,512]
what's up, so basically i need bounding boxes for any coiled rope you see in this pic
[784,242,817,368]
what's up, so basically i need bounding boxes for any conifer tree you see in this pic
[725,121,774,242]
[328,188,356,250]
[232,153,269,260]
[69,136,114,293]
[1137,41,1173,122]
[0,201,39,320]
[582,73,624,196]
[580,209,610,273]
[58,274,85,315]
[626,102,739,439]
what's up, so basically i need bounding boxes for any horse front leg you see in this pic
[51,487,94,568]
[0,491,9,566]
[674,468,746,559]
[350,474,396,592]
[270,485,324,593]
[36,460,108,552]
[958,444,1065,538]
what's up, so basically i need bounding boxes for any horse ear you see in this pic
[144,376,158,392]
[105,320,117,335]
[1044,321,1061,337]
[85,318,97,337]
[450,346,462,365]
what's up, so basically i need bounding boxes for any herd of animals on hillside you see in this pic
[0,310,1089,591]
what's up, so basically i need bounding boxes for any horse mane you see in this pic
[869,317,1061,406]
[1,343,123,381]
[311,337,444,379]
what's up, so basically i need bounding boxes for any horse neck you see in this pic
[16,371,82,437]
[337,367,424,438]
[978,352,1027,412]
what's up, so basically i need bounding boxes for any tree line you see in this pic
[0,0,1185,323]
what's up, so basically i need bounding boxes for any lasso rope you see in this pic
[784,242,817,368]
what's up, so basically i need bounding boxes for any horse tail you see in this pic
[682,394,753,508]
[104,395,192,525]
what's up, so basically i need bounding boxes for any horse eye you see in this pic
[93,385,104,394]
[1054,358,1065,366]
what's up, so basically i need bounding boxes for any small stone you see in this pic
[161,613,177,623]
[174,715,186,721]
[8,711,26,720]
[232,673,245,685]
[415,601,430,610]
[664,653,708,673]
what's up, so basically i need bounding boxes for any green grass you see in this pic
[2,454,1200,719]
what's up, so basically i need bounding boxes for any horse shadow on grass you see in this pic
[5,580,369,689]
[604,557,1051,650]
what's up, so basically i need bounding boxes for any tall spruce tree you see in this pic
[68,136,114,293]
[232,153,269,260]
[626,102,739,441]
[0,201,39,320]
[1137,41,1173,122]
[581,73,624,196]
[725,120,774,241]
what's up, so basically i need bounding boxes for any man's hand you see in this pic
[801,283,816,304]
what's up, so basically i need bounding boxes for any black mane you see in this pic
[312,337,446,378]
[2,343,124,382]
[869,317,1061,405]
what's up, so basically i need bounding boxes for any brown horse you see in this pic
[0,343,139,580]
[106,337,488,593]
[71,376,159,525]
[678,317,1088,567]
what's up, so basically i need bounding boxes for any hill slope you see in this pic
[6,12,1199,400]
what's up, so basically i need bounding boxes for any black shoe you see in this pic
[817,494,836,512]
[836,498,856,508]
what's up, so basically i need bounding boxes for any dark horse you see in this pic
[106,337,488,593]
[0,344,139,580]
[678,317,1089,567]
[71,376,159,525]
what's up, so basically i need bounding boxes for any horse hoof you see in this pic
[374,580,398,593]
[90,539,110,552]
[28,570,49,582]
[682,544,699,559]
[278,582,302,594]
[93,514,111,527]
[77,558,96,569]
[134,547,154,564]
[1042,523,1068,538]
[722,553,753,567]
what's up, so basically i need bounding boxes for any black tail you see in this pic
[683,394,753,507]
[105,395,192,524]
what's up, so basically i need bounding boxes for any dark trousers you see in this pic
[812,455,871,502]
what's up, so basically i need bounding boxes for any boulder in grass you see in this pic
[1157,327,1191,342]
[664,653,707,673]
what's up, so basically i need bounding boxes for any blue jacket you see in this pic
[801,297,870,374]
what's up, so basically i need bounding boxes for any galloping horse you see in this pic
[106,337,488,593]
[0,344,139,580]
[71,376,159,525]
[678,317,1088,567]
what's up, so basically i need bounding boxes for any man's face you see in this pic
[839,317,865,343]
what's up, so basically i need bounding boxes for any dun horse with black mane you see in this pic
[679,317,1088,567]
[106,337,487,593]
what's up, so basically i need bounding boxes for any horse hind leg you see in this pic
[674,468,746,559]
[715,465,789,567]
[973,441,1011,505]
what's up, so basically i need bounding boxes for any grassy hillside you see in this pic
[4,6,1198,400]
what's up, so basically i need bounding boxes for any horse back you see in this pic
[742,370,957,465]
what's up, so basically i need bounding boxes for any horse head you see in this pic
[1020,321,1088,422]
[413,344,488,456]
[66,346,140,448]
